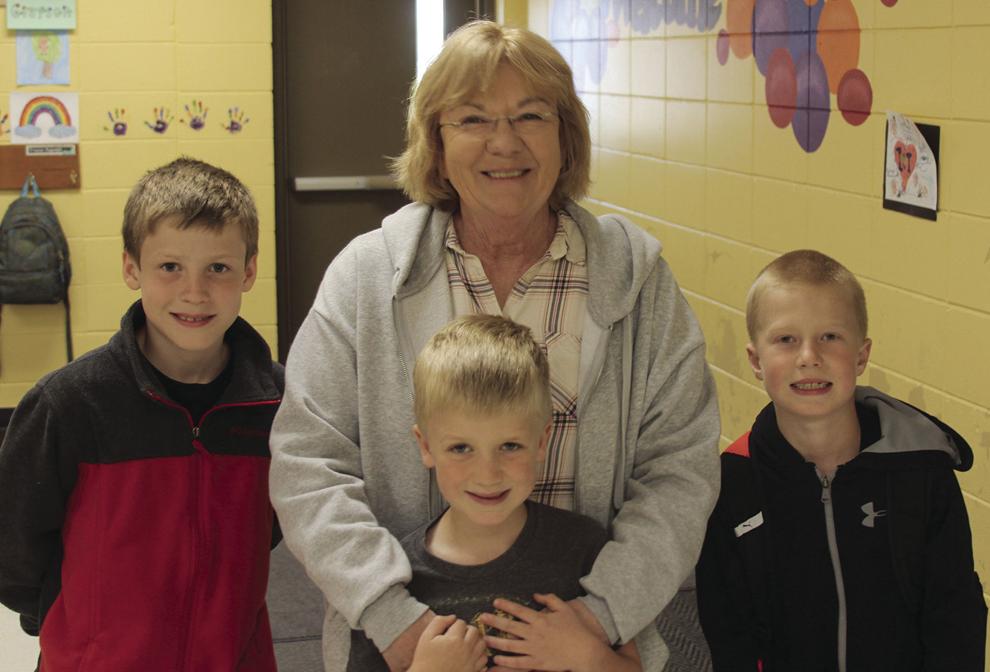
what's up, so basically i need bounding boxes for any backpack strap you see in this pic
[886,469,928,614]
[63,290,73,361]
[20,174,41,198]
[32,175,72,362]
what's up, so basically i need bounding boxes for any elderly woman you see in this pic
[270,20,719,671]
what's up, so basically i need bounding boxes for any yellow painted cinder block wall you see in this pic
[0,1,276,408]
[530,0,989,660]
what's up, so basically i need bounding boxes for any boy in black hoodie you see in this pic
[696,249,986,671]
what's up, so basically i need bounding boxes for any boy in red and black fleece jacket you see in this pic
[0,158,284,671]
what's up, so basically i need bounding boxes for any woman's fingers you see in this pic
[444,617,468,638]
[479,611,529,638]
[492,597,540,622]
[484,634,527,654]
[422,613,456,639]
[491,654,539,670]
[531,592,567,611]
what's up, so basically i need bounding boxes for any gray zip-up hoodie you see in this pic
[269,201,721,670]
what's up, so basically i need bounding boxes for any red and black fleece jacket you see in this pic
[0,300,284,672]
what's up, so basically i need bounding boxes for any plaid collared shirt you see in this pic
[445,211,588,510]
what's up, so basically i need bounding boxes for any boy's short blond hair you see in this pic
[746,249,868,341]
[414,315,551,428]
[392,20,591,212]
[122,157,259,263]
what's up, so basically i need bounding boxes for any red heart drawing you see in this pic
[894,140,917,191]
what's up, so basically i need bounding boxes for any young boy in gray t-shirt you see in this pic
[348,315,640,672]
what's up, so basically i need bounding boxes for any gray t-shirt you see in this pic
[348,501,608,671]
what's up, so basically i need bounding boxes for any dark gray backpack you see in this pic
[0,175,73,360]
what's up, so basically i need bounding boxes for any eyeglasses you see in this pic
[439,111,558,137]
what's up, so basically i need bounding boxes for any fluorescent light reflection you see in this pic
[416,0,445,82]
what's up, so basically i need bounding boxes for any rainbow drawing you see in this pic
[11,91,79,144]
[19,95,72,127]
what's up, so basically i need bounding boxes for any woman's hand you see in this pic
[407,614,488,672]
[479,593,614,671]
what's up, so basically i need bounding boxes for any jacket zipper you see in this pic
[819,470,848,672]
[144,391,280,670]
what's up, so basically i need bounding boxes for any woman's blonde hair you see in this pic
[413,314,551,428]
[391,20,591,212]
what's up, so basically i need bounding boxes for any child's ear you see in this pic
[536,420,551,462]
[856,337,872,376]
[746,343,764,381]
[122,251,141,290]
[241,254,258,292]
[412,424,435,469]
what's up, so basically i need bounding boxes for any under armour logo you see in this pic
[861,501,887,528]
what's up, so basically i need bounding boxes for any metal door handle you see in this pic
[293,175,397,191]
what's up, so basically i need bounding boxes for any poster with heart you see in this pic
[883,111,939,221]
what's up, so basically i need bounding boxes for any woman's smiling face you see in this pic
[439,63,562,225]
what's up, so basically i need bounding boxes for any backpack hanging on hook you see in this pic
[0,174,73,361]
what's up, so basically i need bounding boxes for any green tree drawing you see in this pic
[32,32,62,80]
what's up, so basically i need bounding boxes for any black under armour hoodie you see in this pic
[696,386,986,672]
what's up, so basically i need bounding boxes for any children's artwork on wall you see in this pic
[222,107,250,134]
[103,109,127,136]
[0,110,9,137]
[715,0,878,153]
[7,0,76,30]
[9,92,79,144]
[883,112,939,221]
[16,31,70,85]
[181,100,209,130]
[549,0,895,154]
[145,107,174,134]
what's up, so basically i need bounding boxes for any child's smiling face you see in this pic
[414,406,549,533]
[122,217,256,380]
[746,282,871,428]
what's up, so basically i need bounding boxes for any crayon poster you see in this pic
[16,31,70,85]
[9,92,79,144]
[883,112,939,221]
[7,0,76,30]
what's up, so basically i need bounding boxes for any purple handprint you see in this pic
[103,108,127,136]
[145,107,174,134]
[181,100,209,131]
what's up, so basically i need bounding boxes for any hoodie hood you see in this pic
[858,386,973,471]
[751,385,974,475]
[379,200,662,326]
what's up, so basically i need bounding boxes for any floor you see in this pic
[1,608,38,671]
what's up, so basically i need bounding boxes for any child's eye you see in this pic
[209,263,230,273]
[501,442,522,453]
[448,444,471,455]
[821,333,839,341]
[775,335,795,344]
[160,262,179,272]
